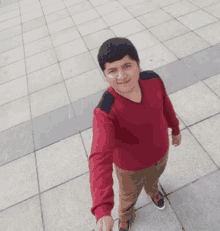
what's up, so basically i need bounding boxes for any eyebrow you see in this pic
[107,62,132,71]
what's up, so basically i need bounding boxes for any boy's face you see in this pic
[104,55,141,96]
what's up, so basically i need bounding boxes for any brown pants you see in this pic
[114,149,169,222]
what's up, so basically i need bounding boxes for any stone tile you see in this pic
[1,0,19,7]
[22,16,47,33]
[95,1,124,16]
[0,76,28,106]
[0,196,43,231]
[76,110,92,131]
[23,25,49,44]
[127,29,160,51]
[0,24,21,42]
[0,120,34,166]
[203,73,220,97]
[194,21,220,45]
[0,34,22,54]
[0,96,30,133]
[162,0,199,18]
[27,63,63,94]
[0,2,19,15]
[24,36,53,57]
[167,170,220,231]
[102,8,133,27]
[33,104,79,151]
[90,0,116,7]
[59,51,97,80]
[40,0,60,7]
[19,0,39,7]
[71,8,100,25]
[189,113,220,166]
[0,46,24,68]
[159,129,218,194]
[0,59,25,85]
[181,43,220,80]
[65,68,109,102]
[80,127,93,156]
[68,1,93,15]
[40,173,96,231]
[204,2,220,19]
[177,9,218,30]
[42,1,66,15]
[118,0,147,8]
[89,47,101,70]
[63,0,86,7]
[20,2,41,15]
[36,133,88,192]
[126,0,159,17]
[25,48,57,74]
[119,201,183,231]
[150,0,182,7]
[168,81,220,126]
[44,8,70,25]
[163,31,210,59]
[0,153,38,211]
[0,9,20,23]
[138,43,178,70]
[153,59,200,95]
[55,38,88,62]
[137,9,173,29]
[77,17,108,37]
[187,0,220,8]
[47,17,75,35]
[76,90,105,132]
[0,16,21,32]
[51,26,80,47]
[29,82,70,118]
[82,28,115,50]
[21,9,43,24]
[110,18,145,37]
[149,19,190,42]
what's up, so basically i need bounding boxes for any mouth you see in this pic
[119,79,130,84]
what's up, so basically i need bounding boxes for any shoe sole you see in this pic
[154,204,166,210]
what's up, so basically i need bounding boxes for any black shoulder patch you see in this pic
[140,70,160,80]
[95,89,115,114]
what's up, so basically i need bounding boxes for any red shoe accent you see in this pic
[120,220,128,228]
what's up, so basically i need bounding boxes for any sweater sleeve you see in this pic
[159,77,180,136]
[89,108,116,224]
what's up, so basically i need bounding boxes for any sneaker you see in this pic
[151,190,165,210]
[118,219,129,231]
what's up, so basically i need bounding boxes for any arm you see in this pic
[89,109,116,223]
[159,77,180,135]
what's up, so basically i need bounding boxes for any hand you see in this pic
[172,133,182,147]
[95,216,114,231]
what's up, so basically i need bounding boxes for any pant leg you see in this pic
[114,164,145,222]
[143,149,169,198]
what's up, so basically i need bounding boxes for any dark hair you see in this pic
[97,37,140,73]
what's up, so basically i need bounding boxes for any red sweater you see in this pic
[89,71,180,223]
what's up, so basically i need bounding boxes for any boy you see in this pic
[89,38,182,231]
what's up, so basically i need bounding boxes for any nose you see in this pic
[117,70,126,80]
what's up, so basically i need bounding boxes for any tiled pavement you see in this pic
[0,0,220,230]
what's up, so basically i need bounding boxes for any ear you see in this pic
[137,61,141,71]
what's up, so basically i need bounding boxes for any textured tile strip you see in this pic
[1,44,220,166]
